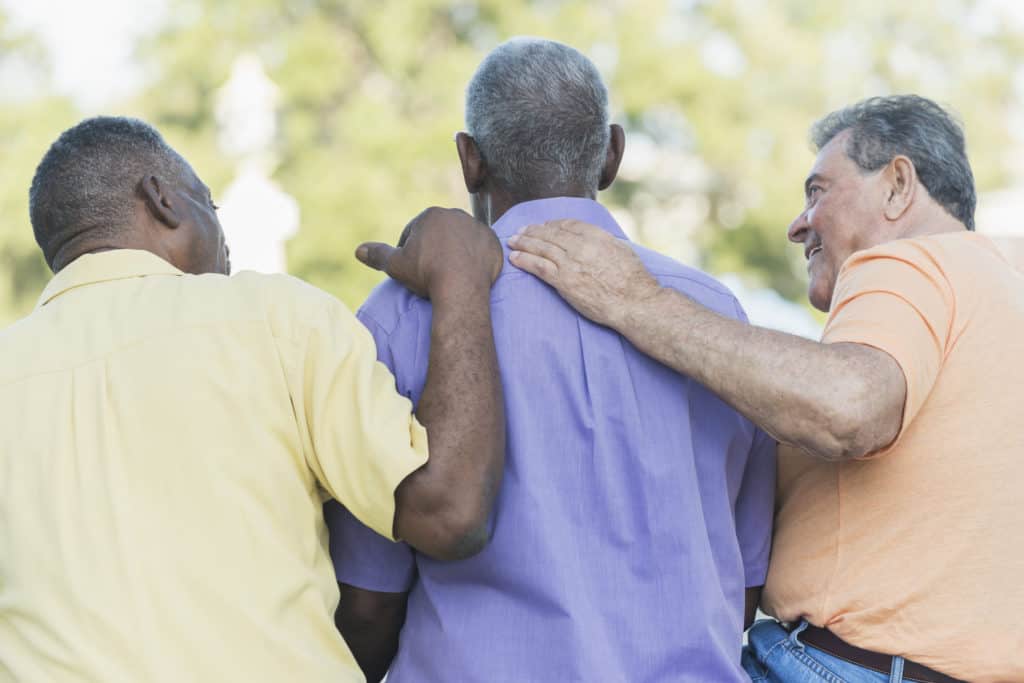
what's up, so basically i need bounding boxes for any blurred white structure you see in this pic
[215,54,299,274]
[719,275,823,339]
[976,189,1024,270]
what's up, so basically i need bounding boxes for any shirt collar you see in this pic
[490,197,628,241]
[35,249,183,310]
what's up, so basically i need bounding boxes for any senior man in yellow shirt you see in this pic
[0,116,505,682]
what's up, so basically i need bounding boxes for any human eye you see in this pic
[805,185,822,206]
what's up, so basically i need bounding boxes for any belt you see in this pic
[797,625,964,683]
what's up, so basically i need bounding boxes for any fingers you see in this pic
[508,250,560,285]
[520,219,599,242]
[507,232,568,266]
[546,218,595,236]
[355,242,396,272]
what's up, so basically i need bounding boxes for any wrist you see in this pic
[616,280,668,331]
[429,270,492,304]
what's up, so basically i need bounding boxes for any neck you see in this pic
[478,183,597,226]
[52,231,162,273]
[897,200,968,240]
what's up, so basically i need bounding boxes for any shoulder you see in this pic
[833,235,962,303]
[357,278,429,337]
[631,244,745,319]
[839,232,1008,278]
[843,235,948,271]
[226,271,365,344]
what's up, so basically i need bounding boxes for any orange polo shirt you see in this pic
[763,232,1024,682]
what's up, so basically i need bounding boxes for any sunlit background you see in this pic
[3,0,1023,335]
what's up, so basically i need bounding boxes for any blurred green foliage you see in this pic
[0,11,78,322]
[2,0,1023,324]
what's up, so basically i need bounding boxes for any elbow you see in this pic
[397,491,494,561]
[421,507,492,561]
[816,405,870,461]
[794,347,906,462]
[814,424,872,463]
[394,447,503,561]
[809,384,898,462]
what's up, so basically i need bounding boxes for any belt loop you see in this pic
[890,656,905,683]
[788,620,809,650]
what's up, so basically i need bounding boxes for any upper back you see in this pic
[352,200,774,682]
[0,251,363,682]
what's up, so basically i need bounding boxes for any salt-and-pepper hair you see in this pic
[465,37,611,200]
[811,95,976,231]
[30,116,191,271]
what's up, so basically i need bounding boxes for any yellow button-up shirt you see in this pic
[0,249,428,682]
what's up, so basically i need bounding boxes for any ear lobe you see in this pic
[139,174,181,229]
[455,132,487,193]
[598,124,625,191]
[882,156,916,222]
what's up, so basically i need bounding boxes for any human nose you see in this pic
[787,209,809,244]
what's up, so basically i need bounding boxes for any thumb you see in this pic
[356,242,396,273]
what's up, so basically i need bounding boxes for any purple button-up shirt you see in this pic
[325,198,775,682]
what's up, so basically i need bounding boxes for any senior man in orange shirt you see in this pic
[508,95,1024,682]
[0,116,505,682]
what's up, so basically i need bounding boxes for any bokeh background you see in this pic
[2,0,1023,332]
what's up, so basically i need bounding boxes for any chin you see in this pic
[808,283,832,313]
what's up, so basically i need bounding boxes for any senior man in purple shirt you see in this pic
[324,37,776,682]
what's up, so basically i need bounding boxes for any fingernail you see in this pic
[356,246,368,261]
[507,235,520,247]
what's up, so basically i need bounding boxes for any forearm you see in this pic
[617,287,898,460]
[335,584,407,682]
[744,587,762,630]
[393,280,505,559]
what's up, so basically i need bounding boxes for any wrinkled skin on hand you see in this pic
[507,219,661,329]
[357,206,503,299]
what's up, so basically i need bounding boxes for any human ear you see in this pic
[139,175,182,229]
[455,132,487,193]
[883,156,916,222]
[598,124,625,191]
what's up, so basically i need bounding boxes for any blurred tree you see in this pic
[3,0,1023,325]
[0,10,78,325]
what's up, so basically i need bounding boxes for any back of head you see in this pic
[30,116,191,272]
[466,37,610,201]
[810,95,976,230]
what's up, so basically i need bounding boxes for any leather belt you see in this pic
[797,625,964,683]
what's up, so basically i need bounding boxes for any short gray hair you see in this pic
[811,95,976,230]
[30,116,192,271]
[465,37,610,199]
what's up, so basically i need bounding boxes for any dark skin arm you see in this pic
[744,586,762,630]
[356,207,506,561]
[335,583,409,682]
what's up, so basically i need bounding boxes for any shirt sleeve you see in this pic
[324,500,417,592]
[735,428,776,587]
[322,307,420,592]
[821,240,955,456]
[298,296,429,541]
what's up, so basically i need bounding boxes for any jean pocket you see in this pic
[776,642,850,683]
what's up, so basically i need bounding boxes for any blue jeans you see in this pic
[743,620,909,683]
